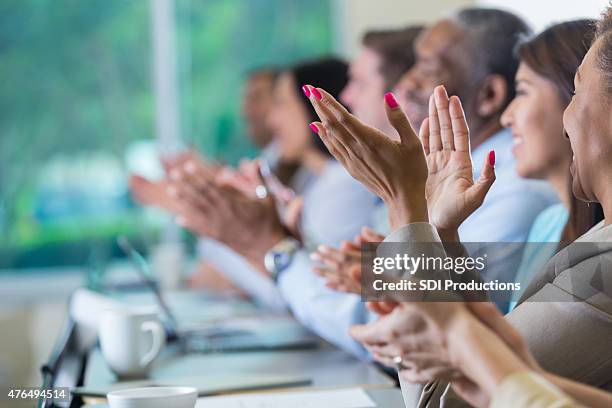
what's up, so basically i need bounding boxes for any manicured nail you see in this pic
[311,87,322,100]
[309,123,319,134]
[488,150,496,167]
[384,92,399,109]
[302,85,311,98]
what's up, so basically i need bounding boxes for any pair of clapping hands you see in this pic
[303,85,539,406]
[130,153,303,268]
[308,84,497,303]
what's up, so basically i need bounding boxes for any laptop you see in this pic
[116,237,320,353]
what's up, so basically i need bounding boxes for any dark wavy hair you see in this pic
[287,57,348,156]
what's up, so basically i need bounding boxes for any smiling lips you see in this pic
[511,133,524,156]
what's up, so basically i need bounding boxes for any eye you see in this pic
[515,89,527,96]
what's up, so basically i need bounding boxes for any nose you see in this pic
[500,101,514,128]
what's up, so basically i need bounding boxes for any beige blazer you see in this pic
[382,222,612,408]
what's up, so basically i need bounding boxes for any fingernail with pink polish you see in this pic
[488,150,496,167]
[309,123,319,134]
[302,85,311,98]
[311,87,322,100]
[384,92,399,109]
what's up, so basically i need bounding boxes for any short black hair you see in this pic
[362,26,424,90]
[288,57,349,156]
[453,8,532,105]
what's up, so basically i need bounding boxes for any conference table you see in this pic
[47,288,405,407]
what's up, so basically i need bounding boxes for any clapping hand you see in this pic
[305,86,429,229]
[421,86,496,237]
[311,227,385,294]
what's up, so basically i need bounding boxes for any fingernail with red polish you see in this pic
[488,150,496,167]
[302,85,311,98]
[309,123,319,134]
[311,87,322,100]
[384,92,399,109]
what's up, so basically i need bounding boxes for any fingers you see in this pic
[428,93,442,152]
[367,300,398,315]
[310,87,367,141]
[449,96,470,152]
[309,121,351,165]
[419,118,430,155]
[383,92,420,148]
[433,86,454,151]
[465,150,496,208]
[305,87,360,156]
[361,226,385,242]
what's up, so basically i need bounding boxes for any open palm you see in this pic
[420,87,496,233]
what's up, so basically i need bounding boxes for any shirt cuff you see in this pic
[384,222,441,243]
[491,371,577,408]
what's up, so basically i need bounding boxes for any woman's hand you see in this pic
[350,302,466,383]
[422,86,496,235]
[305,86,429,229]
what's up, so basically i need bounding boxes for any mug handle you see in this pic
[140,320,166,368]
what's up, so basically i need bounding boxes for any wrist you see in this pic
[386,188,428,230]
[243,226,288,265]
[437,227,460,243]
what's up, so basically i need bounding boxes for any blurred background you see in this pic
[0,0,607,392]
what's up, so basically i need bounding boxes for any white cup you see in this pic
[107,386,197,408]
[99,308,166,378]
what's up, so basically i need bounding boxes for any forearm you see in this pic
[448,313,528,396]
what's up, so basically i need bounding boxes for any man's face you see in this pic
[339,48,389,131]
[394,20,469,129]
[241,73,275,147]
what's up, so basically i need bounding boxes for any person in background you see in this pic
[129,67,284,213]
[168,57,381,329]
[499,20,604,308]
[170,27,426,358]
[304,4,612,400]
[313,9,559,314]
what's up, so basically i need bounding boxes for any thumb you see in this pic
[384,92,420,147]
[466,150,496,208]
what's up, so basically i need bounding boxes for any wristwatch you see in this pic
[264,237,301,281]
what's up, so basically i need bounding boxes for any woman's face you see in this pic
[501,62,571,180]
[267,73,312,162]
[563,39,612,202]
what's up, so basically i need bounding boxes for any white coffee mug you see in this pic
[107,386,197,408]
[99,308,166,378]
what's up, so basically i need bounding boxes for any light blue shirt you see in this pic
[458,129,559,312]
[509,203,568,310]
[277,161,382,359]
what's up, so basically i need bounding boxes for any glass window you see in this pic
[0,0,332,271]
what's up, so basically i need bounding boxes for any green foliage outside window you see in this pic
[0,0,332,270]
